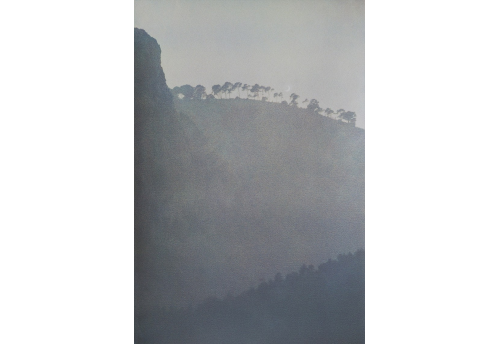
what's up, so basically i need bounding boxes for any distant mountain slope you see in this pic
[135,28,364,313]
[137,250,365,344]
[169,97,364,304]
[175,97,364,218]
[175,97,364,245]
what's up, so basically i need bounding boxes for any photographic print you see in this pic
[135,1,364,342]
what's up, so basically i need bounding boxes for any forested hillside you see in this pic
[136,250,365,344]
[169,97,364,302]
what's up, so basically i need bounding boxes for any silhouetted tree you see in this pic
[233,82,242,97]
[171,86,182,98]
[264,86,271,97]
[222,82,233,99]
[212,84,222,99]
[289,93,299,106]
[177,84,195,99]
[339,110,357,125]
[193,85,206,100]
[250,84,260,100]
[242,84,249,98]
[307,99,321,113]
[325,108,334,118]
[258,85,265,98]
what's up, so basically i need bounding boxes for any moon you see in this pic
[284,85,291,92]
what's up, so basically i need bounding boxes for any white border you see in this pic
[1,1,499,342]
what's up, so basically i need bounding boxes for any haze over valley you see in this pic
[135,2,364,341]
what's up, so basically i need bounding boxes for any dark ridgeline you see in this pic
[140,250,364,344]
[135,27,364,343]
[135,27,181,311]
[173,82,358,126]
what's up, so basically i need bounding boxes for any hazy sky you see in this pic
[135,0,364,128]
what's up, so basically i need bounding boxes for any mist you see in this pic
[135,2,364,341]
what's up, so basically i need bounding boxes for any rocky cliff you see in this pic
[135,28,188,311]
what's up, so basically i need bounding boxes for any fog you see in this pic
[134,5,365,337]
[135,0,365,128]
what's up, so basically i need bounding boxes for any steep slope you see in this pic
[135,28,207,312]
[135,28,236,312]
[174,98,364,283]
[138,250,365,344]
[135,27,180,311]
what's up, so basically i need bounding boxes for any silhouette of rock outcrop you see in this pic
[135,27,188,312]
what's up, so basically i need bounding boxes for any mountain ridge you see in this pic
[134,28,364,311]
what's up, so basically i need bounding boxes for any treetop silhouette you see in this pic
[172,82,358,126]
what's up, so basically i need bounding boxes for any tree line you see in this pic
[136,249,364,344]
[171,82,357,126]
